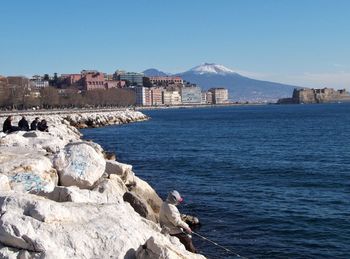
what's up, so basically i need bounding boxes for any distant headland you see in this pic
[277,88,350,104]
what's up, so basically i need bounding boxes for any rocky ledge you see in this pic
[0,110,204,259]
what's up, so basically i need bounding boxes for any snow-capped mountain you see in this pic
[188,63,237,75]
[143,63,301,102]
[177,63,300,102]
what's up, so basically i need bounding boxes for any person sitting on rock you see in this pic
[18,116,29,131]
[159,190,197,253]
[37,119,48,132]
[30,117,40,130]
[2,115,18,133]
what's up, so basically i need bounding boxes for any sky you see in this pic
[1,0,350,89]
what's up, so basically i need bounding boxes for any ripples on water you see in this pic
[81,104,350,259]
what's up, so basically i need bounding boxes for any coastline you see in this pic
[136,102,268,111]
[0,109,205,258]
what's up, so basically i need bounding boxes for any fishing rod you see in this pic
[191,231,249,259]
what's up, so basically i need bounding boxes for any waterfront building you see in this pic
[104,80,126,89]
[150,87,163,106]
[163,90,181,105]
[30,75,49,88]
[135,86,151,106]
[82,72,106,91]
[206,91,213,104]
[150,76,183,86]
[209,88,229,104]
[61,74,83,86]
[201,91,207,104]
[181,86,202,104]
[115,70,144,86]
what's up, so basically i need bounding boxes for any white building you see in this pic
[209,88,229,104]
[163,90,181,105]
[181,86,202,104]
[135,87,151,106]
[30,75,49,88]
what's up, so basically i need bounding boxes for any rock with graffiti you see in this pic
[54,142,106,188]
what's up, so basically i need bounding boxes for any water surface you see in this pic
[82,104,350,258]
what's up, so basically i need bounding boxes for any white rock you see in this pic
[53,142,106,189]
[93,174,128,200]
[0,175,11,191]
[0,192,204,259]
[41,175,126,204]
[136,236,206,259]
[132,176,163,216]
[105,161,135,186]
[0,243,42,259]
[0,148,58,193]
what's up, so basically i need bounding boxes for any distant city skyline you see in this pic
[1,0,350,89]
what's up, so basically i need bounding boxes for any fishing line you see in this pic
[191,231,249,259]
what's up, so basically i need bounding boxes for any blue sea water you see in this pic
[81,104,350,259]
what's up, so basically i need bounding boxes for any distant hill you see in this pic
[176,63,300,102]
[143,68,169,77]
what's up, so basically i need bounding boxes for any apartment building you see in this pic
[208,88,229,104]
[181,86,202,104]
[115,70,144,86]
[150,87,163,106]
[82,72,106,91]
[135,86,151,106]
[163,90,181,105]
[149,76,183,85]
[30,75,49,88]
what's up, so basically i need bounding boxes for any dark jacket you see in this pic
[38,121,48,132]
[3,118,12,133]
[30,120,39,130]
[18,118,29,131]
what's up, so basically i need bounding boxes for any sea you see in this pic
[81,103,350,259]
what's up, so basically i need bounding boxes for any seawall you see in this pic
[0,109,205,259]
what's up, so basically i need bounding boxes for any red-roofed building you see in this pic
[149,76,183,85]
[82,72,106,91]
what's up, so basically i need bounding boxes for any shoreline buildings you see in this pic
[0,70,230,107]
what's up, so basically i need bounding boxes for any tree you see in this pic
[124,80,131,87]
[40,87,60,108]
[143,77,153,88]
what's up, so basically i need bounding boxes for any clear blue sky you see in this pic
[1,0,350,88]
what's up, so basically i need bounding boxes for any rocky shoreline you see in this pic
[0,110,205,259]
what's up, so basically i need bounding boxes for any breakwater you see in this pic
[0,110,205,259]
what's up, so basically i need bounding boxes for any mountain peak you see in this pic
[189,63,236,75]
[143,68,169,77]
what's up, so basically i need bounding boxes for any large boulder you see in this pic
[105,160,135,186]
[0,129,69,154]
[40,174,128,203]
[136,236,206,259]
[0,192,204,259]
[53,142,106,189]
[0,148,58,193]
[0,242,42,259]
[93,174,127,201]
[131,176,163,217]
[123,192,149,219]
